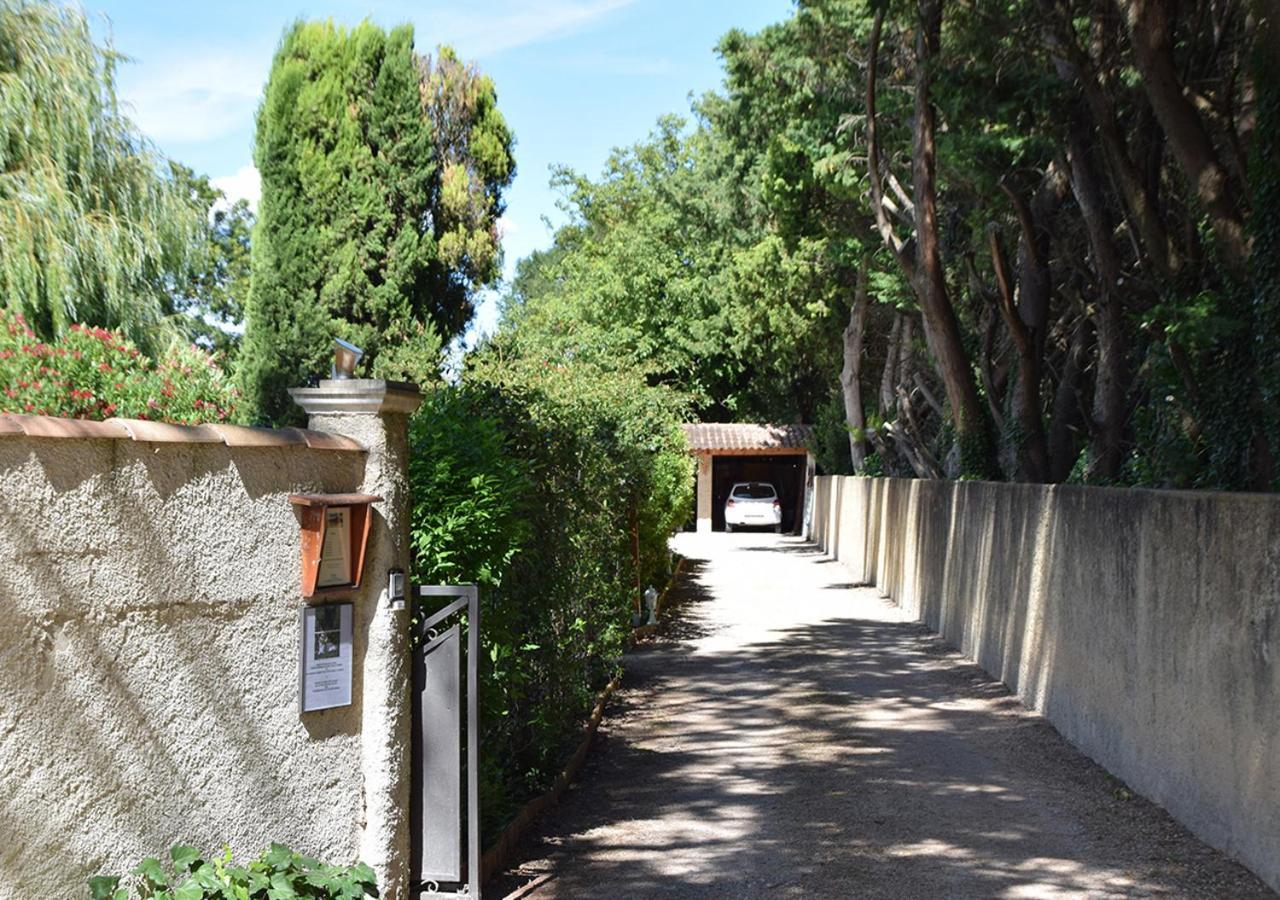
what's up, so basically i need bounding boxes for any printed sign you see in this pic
[316,507,352,588]
[300,603,353,712]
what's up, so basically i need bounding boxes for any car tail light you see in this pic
[772,499,781,509]
[726,499,736,507]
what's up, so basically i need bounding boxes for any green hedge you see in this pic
[408,357,692,836]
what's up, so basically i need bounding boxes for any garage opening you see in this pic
[712,454,806,532]
[682,424,815,535]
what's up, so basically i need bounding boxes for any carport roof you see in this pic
[682,422,814,453]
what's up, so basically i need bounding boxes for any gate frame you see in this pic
[412,585,481,898]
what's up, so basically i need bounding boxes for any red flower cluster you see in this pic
[0,310,237,425]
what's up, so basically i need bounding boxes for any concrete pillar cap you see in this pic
[288,379,422,416]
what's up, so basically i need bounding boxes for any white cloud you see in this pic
[116,50,268,145]
[211,165,261,213]
[497,214,520,238]
[112,2,635,150]
[425,0,637,58]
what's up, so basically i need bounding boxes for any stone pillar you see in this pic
[802,452,817,540]
[290,379,422,900]
[696,453,713,533]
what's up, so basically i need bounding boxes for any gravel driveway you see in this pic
[491,531,1273,899]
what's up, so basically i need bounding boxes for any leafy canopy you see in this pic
[0,0,204,353]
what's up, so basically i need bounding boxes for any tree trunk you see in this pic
[1120,0,1250,274]
[1067,129,1129,480]
[1047,316,1093,481]
[988,223,1049,482]
[992,169,1067,483]
[887,317,943,479]
[880,312,902,416]
[840,261,871,472]
[911,0,995,476]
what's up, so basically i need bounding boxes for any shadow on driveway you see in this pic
[489,535,1272,899]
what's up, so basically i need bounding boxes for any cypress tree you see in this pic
[240,21,513,424]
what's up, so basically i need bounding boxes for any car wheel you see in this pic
[774,525,782,534]
[724,523,734,533]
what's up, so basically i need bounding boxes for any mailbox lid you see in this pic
[289,492,383,507]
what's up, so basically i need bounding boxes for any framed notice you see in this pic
[316,507,352,589]
[300,603,353,713]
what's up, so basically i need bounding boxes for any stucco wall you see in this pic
[0,432,372,896]
[810,475,1280,890]
[695,454,713,533]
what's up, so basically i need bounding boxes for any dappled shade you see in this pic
[492,534,1270,898]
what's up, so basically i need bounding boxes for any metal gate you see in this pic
[411,585,480,898]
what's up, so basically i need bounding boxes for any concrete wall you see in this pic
[810,476,1280,890]
[0,421,390,897]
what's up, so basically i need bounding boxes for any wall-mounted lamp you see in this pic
[332,338,364,380]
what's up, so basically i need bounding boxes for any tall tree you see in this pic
[240,21,514,424]
[169,164,254,361]
[0,0,202,352]
[498,114,839,423]
[866,1,998,477]
[500,0,1271,491]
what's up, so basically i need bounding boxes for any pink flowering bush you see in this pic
[0,310,239,423]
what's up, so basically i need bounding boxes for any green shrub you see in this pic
[89,843,376,899]
[408,358,692,838]
[0,309,238,423]
[408,384,533,590]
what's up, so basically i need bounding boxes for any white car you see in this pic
[724,481,782,533]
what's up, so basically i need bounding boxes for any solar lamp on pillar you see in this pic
[331,338,364,380]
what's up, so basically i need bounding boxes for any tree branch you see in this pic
[866,7,917,281]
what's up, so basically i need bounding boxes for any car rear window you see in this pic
[731,483,776,499]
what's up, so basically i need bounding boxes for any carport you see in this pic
[682,423,816,534]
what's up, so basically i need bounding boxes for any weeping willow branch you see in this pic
[0,0,202,352]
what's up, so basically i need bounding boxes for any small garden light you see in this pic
[331,338,363,379]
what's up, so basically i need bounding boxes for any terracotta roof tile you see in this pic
[5,415,130,440]
[207,424,308,448]
[0,413,364,452]
[681,422,814,453]
[107,418,223,443]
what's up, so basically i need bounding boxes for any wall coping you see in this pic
[0,413,365,452]
[826,472,1280,505]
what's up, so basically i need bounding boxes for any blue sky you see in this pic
[87,0,794,338]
